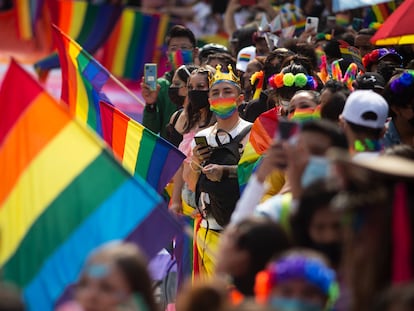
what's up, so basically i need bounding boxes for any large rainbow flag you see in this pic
[0,60,182,310]
[53,25,185,193]
[101,8,170,80]
[34,0,122,79]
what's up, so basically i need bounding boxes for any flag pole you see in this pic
[108,73,146,107]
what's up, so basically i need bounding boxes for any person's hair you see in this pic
[84,242,158,311]
[323,79,350,94]
[226,217,291,296]
[383,72,414,117]
[282,41,318,72]
[301,119,349,150]
[275,63,311,100]
[176,64,199,84]
[184,67,215,133]
[230,26,257,56]
[290,179,339,248]
[206,53,237,72]
[166,25,196,48]
[323,39,342,61]
[357,28,377,36]
[373,284,414,311]
[263,48,294,89]
[175,278,229,311]
[321,91,348,122]
[383,144,414,160]
[345,120,384,139]
[0,283,25,311]
[376,61,398,85]
[281,54,315,77]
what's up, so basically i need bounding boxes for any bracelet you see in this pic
[189,161,201,173]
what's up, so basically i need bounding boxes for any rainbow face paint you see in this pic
[168,50,193,70]
[209,97,238,119]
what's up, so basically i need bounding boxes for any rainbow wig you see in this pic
[255,254,340,309]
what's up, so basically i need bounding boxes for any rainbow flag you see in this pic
[53,25,108,135]
[102,8,170,80]
[34,0,122,79]
[238,142,262,193]
[14,0,44,39]
[364,1,395,27]
[0,60,181,310]
[54,25,185,193]
[100,101,186,193]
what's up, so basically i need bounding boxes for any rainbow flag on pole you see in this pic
[53,25,185,193]
[0,60,181,310]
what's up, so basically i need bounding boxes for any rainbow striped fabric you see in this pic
[0,60,181,310]
[34,0,122,78]
[102,8,170,80]
[364,1,396,27]
[54,26,185,193]
[14,0,44,39]
[53,25,108,135]
[100,101,186,193]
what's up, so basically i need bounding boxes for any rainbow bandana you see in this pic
[209,96,238,119]
[168,49,193,70]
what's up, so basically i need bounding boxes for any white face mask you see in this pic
[301,156,330,188]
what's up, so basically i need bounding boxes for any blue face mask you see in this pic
[301,156,330,188]
[271,297,323,311]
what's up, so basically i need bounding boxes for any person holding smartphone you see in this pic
[141,25,199,141]
[185,64,252,279]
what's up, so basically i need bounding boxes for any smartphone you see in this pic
[305,17,319,32]
[194,136,209,148]
[352,17,364,31]
[276,118,299,143]
[144,63,157,91]
[239,0,256,6]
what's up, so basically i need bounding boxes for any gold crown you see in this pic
[209,64,240,88]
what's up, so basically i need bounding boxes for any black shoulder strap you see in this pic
[171,108,183,126]
[233,124,252,144]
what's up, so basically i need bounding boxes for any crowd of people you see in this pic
[3,0,414,310]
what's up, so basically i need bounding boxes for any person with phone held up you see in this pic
[141,25,198,141]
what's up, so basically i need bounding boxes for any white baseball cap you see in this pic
[341,90,388,129]
[236,46,256,72]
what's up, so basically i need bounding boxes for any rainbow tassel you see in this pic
[331,60,342,81]
[251,70,264,100]
[343,63,358,91]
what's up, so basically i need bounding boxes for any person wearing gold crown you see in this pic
[184,64,252,279]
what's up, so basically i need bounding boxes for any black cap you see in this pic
[198,43,230,62]
[356,72,386,90]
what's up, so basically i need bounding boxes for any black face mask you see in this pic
[311,241,342,267]
[168,87,186,107]
[188,90,209,110]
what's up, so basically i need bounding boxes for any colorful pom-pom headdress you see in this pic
[362,48,403,71]
[268,72,317,90]
[255,254,340,309]
[389,70,414,94]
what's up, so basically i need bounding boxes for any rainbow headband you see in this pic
[255,255,340,307]
[390,70,414,94]
[268,72,317,90]
[330,60,358,91]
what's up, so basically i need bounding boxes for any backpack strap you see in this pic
[214,129,233,146]
[233,124,252,144]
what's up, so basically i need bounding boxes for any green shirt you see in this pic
[142,72,177,139]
